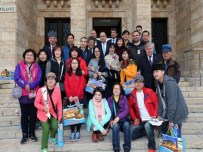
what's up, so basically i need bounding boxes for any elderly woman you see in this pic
[14,49,42,144]
[35,72,62,152]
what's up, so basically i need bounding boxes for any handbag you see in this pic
[29,90,36,99]
[12,84,22,98]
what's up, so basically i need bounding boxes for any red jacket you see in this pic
[34,86,62,123]
[64,72,86,99]
[66,57,88,76]
[128,87,158,120]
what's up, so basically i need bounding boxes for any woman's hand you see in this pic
[133,119,140,126]
[101,129,107,135]
[25,84,30,92]
[97,72,102,76]
[93,73,98,79]
[43,104,49,113]
[69,96,73,102]
[113,117,119,125]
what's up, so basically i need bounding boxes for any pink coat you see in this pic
[34,86,62,122]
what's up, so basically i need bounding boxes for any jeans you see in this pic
[41,117,58,149]
[131,121,156,150]
[159,121,182,138]
[112,121,131,151]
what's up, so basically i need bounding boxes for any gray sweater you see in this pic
[156,75,189,124]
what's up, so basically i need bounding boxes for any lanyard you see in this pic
[113,101,117,117]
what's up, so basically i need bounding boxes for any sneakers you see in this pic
[29,133,38,142]
[21,133,28,144]
[97,132,104,141]
[69,132,75,142]
[41,148,48,152]
[49,137,57,144]
[75,132,80,141]
[92,132,98,142]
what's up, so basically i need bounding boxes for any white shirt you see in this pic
[102,42,107,55]
[136,91,150,120]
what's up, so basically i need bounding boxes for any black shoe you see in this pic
[124,149,130,152]
[29,134,38,142]
[21,133,28,144]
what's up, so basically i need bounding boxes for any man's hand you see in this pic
[133,119,140,126]
[168,122,174,128]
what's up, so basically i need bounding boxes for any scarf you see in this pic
[93,97,106,122]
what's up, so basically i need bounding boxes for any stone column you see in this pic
[71,0,87,46]
[132,0,151,33]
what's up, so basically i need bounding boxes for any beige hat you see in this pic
[46,72,56,79]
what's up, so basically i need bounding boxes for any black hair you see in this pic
[93,87,105,98]
[132,30,141,36]
[37,48,48,59]
[112,82,125,95]
[121,48,133,61]
[87,36,96,43]
[92,46,105,67]
[67,58,82,76]
[52,45,63,57]
[66,33,75,40]
[23,48,37,61]
[111,27,118,34]
[116,37,125,49]
[122,30,130,35]
[109,43,116,49]
[142,30,150,36]
[69,46,81,58]
[136,25,142,29]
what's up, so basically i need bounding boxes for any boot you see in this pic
[92,132,98,142]
[148,149,155,152]
[29,132,38,142]
[21,133,28,144]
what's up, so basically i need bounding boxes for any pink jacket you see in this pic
[34,86,62,122]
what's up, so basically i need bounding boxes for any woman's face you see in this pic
[117,39,123,47]
[25,51,34,64]
[109,46,115,54]
[54,48,62,58]
[94,48,101,58]
[122,51,129,60]
[39,52,47,62]
[113,84,121,96]
[71,59,79,71]
[46,77,56,88]
[94,91,102,101]
[71,50,78,58]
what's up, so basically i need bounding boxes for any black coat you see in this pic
[96,41,109,57]
[43,45,52,60]
[139,54,162,91]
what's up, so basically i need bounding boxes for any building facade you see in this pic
[0,0,203,85]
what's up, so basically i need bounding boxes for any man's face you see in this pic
[80,38,87,48]
[142,32,150,42]
[132,32,140,43]
[153,70,164,81]
[122,33,129,41]
[49,36,57,45]
[67,35,74,45]
[111,30,118,38]
[145,46,153,56]
[90,31,97,38]
[100,32,107,43]
[88,40,95,49]
[136,27,142,34]
[134,81,144,90]
[162,51,172,61]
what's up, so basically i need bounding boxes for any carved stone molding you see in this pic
[93,0,121,8]
[152,0,169,8]
[43,0,70,7]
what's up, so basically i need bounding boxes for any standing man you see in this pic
[63,33,74,62]
[122,30,132,48]
[87,36,95,54]
[107,28,118,45]
[79,37,92,65]
[97,32,109,56]
[129,75,158,152]
[43,31,57,60]
[159,44,180,83]
[153,64,189,137]
[136,25,142,35]
[139,42,162,91]
[90,29,100,46]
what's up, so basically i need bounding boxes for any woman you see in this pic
[35,72,62,152]
[107,83,131,152]
[104,44,120,91]
[46,45,66,102]
[88,46,110,98]
[38,49,48,87]
[86,87,111,142]
[66,46,88,76]
[14,49,42,144]
[115,38,125,61]
[120,48,137,87]
[64,58,86,141]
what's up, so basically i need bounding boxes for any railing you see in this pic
[43,0,70,7]
[151,0,170,8]
[184,49,203,86]
[93,0,121,7]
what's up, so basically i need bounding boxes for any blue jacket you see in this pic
[63,44,71,62]
[79,47,92,65]
[86,99,111,132]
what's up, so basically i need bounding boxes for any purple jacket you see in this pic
[14,60,42,97]
[107,95,129,121]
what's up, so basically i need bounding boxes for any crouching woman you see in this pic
[35,72,62,152]
[86,87,111,142]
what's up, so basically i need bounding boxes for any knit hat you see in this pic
[46,72,56,79]
[134,75,144,82]
[152,64,165,71]
[48,31,57,38]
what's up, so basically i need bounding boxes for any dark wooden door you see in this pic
[152,18,168,54]
[45,18,70,46]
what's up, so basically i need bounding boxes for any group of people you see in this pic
[13,26,188,152]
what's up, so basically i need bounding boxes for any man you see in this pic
[90,29,100,46]
[136,25,142,35]
[97,32,109,56]
[87,36,95,54]
[107,28,118,45]
[129,75,158,152]
[129,30,145,65]
[159,44,180,83]
[43,31,57,60]
[122,30,132,48]
[153,64,189,137]
[79,37,92,65]
[63,33,74,62]
[140,30,150,46]
[139,42,162,91]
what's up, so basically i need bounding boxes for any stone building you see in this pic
[0,0,203,86]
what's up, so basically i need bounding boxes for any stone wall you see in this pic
[0,0,17,71]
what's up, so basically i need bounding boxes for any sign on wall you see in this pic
[0,0,16,13]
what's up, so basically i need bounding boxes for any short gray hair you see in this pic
[144,42,154,49]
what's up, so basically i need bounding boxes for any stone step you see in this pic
[0,88,12,94]
[0,116,20,127]
[185,98,203,105]
[0,107,18,116]
[188,105,203,113]
[178,81,191,87]
[0,83,14,89]
[182,91,203,97]
[180,86,203,91]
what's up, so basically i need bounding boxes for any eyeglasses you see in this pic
[47,77,55,80]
